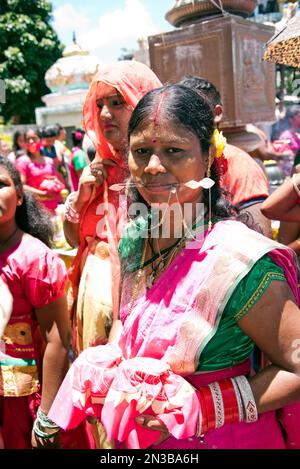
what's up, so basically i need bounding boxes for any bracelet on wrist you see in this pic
[234,376,258,423]
[33,419,60,439]
[33,407,60,440]
[37,407,60,429]
[195,375,258,437]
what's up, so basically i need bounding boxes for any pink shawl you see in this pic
[49,221,299,448]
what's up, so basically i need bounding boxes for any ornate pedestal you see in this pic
[149,15,276,131]
[166,0,257,27]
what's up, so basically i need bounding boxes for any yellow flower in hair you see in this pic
[211,129,227,158]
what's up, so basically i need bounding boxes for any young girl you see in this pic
[0,157,90,448]
[15,129,65,214]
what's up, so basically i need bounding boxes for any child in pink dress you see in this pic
[0,157,92,449]
[15,129,65,213]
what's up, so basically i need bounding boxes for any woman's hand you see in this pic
[135,415,170,446]
[89,335,108,347]
[74,159,117,211]
[31,428,61,449]
[24,187,54,200]
[37,190,55,201]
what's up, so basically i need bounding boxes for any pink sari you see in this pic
[49,220,300,449]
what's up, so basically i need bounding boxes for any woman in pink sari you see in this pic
[15,129,65,213]
[49,85,300,449]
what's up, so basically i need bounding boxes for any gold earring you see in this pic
[207,146,214,231]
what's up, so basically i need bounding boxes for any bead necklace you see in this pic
[127,235,186,315]
[126,218,213,315]
[127,238,148,316]
[146,237,186,289]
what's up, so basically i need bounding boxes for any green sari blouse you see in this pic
[118,218,286,372]
[196,255,285,371]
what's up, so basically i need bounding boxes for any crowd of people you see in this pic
[0,124,89,214]
[0,59,300,450]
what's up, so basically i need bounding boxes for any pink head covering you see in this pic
[71,62,161,325]
[83,60,162,162]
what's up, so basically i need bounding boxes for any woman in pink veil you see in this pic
[62,61,161,447]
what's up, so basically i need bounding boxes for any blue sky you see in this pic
[52,0,174,64]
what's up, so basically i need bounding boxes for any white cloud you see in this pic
[53,3,91,41]
[53,0,159,64]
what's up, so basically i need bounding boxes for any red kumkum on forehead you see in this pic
[152,92,165,143]
[153,93,166,127]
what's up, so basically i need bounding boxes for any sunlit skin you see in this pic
[0,166,23,251]
[43,136,56,148]
[96,83,132,152]
[17,134,26,150]
[128,119,211,251]
[128,119,209,206]
[25,130,41,157]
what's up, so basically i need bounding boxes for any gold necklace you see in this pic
[147,237,186,289]
[127,239,148,316]
[127,235,186,315]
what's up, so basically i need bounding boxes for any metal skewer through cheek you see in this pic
[172,186,205,242]
[109,178,215,192]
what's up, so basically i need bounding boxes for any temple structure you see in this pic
[149,0,277,151]
[35,39,101,128]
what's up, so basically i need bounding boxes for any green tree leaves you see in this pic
[0,0,63,123]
